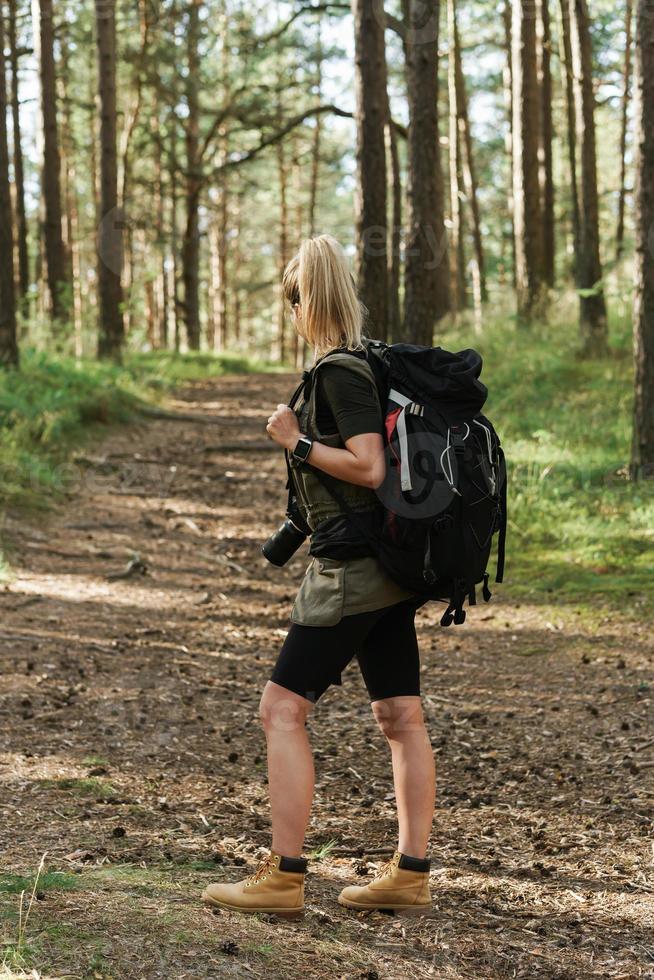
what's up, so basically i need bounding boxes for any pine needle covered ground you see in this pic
[0,323,652,978]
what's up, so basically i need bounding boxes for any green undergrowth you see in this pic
[0,347,274,517]
[437,310,653,621]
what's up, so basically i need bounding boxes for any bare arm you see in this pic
[265,404,385,490]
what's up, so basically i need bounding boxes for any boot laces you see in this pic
[371,857,396,883]
[245,853,277,887]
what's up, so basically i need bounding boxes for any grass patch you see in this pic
[0,872,78,896]
[36,777,116,800]
[0,347,274,513]
[436,311,653,620]
[0,347,275,578]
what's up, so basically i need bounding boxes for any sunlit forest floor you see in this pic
[0,366,652,979]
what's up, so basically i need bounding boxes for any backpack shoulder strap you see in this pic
[305,349,380,432]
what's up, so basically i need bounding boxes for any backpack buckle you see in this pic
[450,425,466,454]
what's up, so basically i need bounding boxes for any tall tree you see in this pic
[8,0,29,307]
[502,0,516,287]
[512,0,544,323]
[351,0,388,336]
[568,0,608,356]
[450,0,486,311]
[404,0,450,343]
[182,0,202,349]
[537,0,555,287]
[308,21,323,240]
[38,0,69,321]
[95,0,124,360]
[447,0,466,314]
[630,0,654,480]
[615,0,634,262]
[0,1,18,367]
[558,0,581,269]
[385,108,402,342]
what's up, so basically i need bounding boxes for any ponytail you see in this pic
[282,235,366,359]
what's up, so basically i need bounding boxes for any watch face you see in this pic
[294,439,312,461]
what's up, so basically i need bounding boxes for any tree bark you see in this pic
[386,117,402,342]
[351,0,388,337]
[169,114,181,352]
[630,0,654,480]
[558,0,580,274]
[568,0,608,356]
[182,0,202,350]
[502,0,516,288]
[404,0,450,343]
[447,0,466,314]
[511,0,544,323]
[308,22,323,237]
[616,0,634,262]
[7,0,29,308]
[537,0,555,287]
[0,2,18,367]
[450,0,486,306]
[38,0,68,321]
[59,34,84,357]
[95,0,124,361]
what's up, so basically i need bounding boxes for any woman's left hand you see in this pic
[266,404,301,451]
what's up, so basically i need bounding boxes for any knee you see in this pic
[259,681,311,735]
[372,696,426,740]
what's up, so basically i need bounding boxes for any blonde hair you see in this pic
[282,235,366,359]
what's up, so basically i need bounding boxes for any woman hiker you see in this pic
[202,235,435,919]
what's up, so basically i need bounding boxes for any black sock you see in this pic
[397,853,430,872]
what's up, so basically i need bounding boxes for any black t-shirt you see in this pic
[308,359,383,560]
[314,364,383,440]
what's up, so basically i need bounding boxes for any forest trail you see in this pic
[0,372,652,980]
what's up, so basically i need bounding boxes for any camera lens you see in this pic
[262,518,307,567]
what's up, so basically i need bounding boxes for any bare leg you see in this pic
[259,680,315,858]
[372,695,435,858]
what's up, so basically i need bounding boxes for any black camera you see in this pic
[262,517,307,567]
[262,494,309,566]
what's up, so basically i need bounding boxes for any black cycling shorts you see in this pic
[270,597,422,704]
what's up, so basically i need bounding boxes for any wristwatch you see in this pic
[291,436,313,463]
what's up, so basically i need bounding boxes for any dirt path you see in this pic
[1,373,652,980]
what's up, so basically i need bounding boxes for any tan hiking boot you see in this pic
[202,849,306,920]
[338,850,431,916]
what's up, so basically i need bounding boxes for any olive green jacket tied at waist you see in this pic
[288,350,415,627]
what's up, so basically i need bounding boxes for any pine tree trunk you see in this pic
[351,0,388,337]
[451,0,486,305]
[537,0,555,287]
[291,130,303,365]
[386,118,402,342]
[277,134,289,363]
[215,176,229,352]
[616,0,633,262]
[232,187,242,346]
[8,0,29,308]
[182,0,202,350]
[630,0,654,480]
[0,3,18,367]
[447,0,466,314]
[38,0,68,321]
[558,0,580,271]
[169,116,181,352]
[502,0,516,289]
[512,0,544,323]
[404,0,450,343]
[308,22,323,238]
[568,0,608,356]
[153,101,167,348]
[95,0,124,361]
[59,35,83,357]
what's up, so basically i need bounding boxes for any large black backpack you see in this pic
[303,340,507,627]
